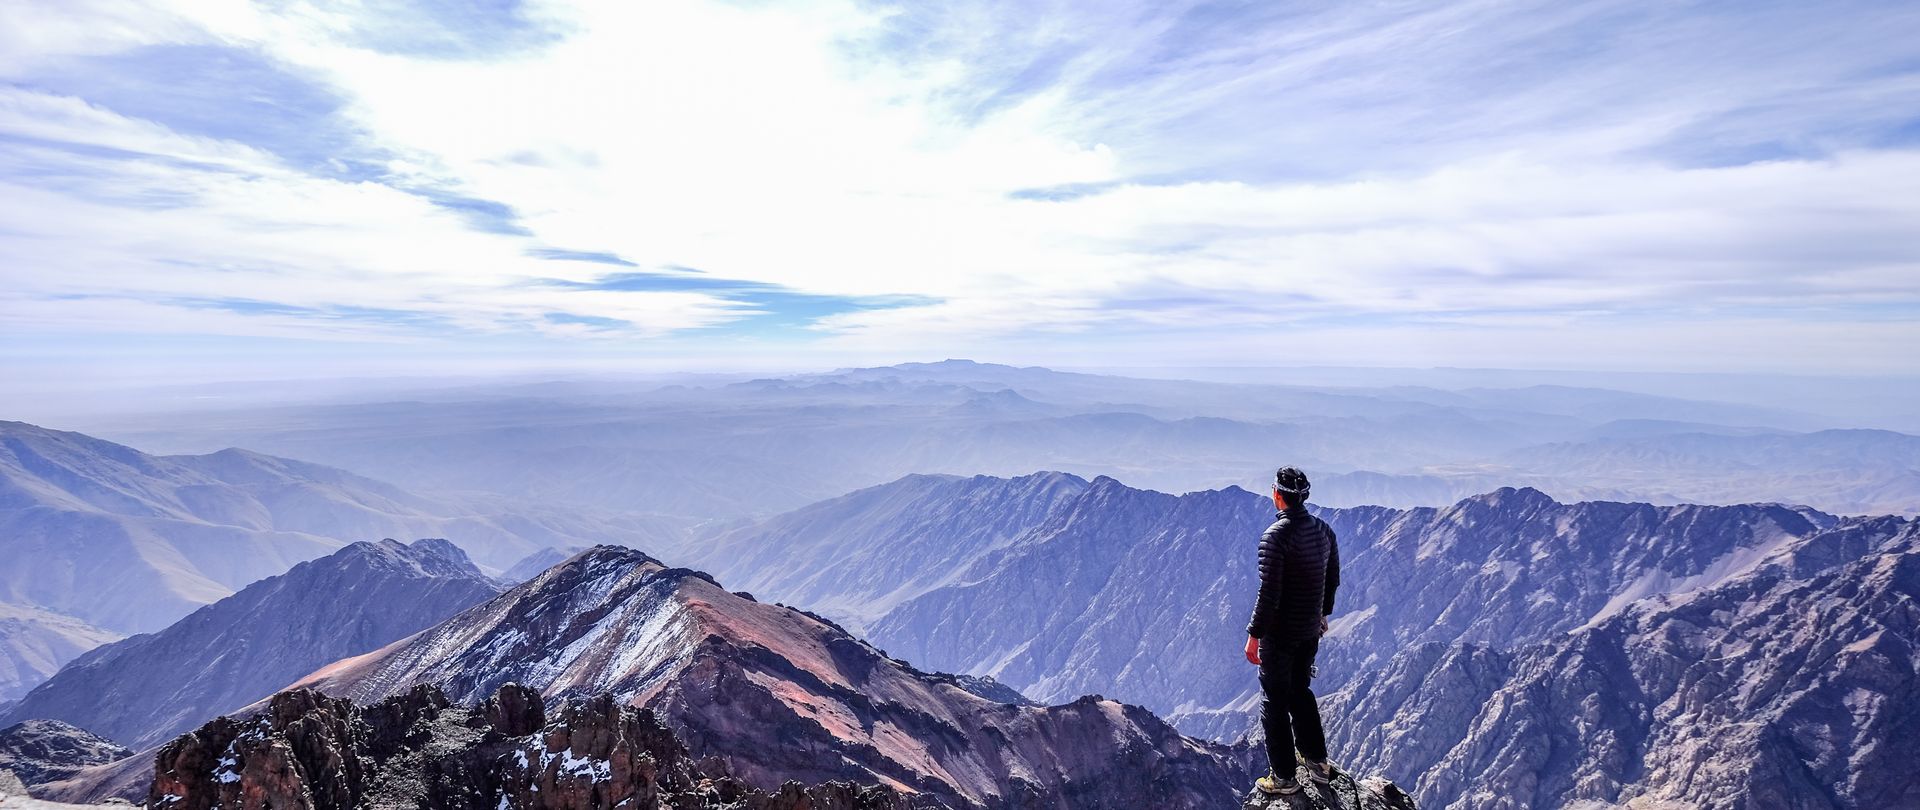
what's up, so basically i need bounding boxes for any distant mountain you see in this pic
[499,545,573,584]
[0,604,120,703]
[0,719,129,788]
[286,546,1286,810]
[1328,515,1920,809]
[1,538,504,750]
[1492,428,1920,515]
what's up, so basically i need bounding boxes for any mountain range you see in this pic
[0,419,683,699]
[1,538,504,751]
[660,471,1915,809]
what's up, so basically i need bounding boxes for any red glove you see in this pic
[1244,636,1261,665]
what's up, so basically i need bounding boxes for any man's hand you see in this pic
[1319,616,1330,637]
[1244,636,1261,665]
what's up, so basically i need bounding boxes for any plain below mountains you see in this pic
[87,361,1920,519]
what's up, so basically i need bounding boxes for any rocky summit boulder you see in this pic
[1242,770,1418,810]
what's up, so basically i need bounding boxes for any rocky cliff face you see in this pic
[3,539,505,750]
[148,683,905,810]
[0,719,130,787]
[285,546,1273,809]
[1325,515,1920,809]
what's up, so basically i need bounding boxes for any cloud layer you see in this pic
[2,0,1918,377]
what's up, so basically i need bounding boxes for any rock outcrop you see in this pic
[148,683,905,810]
[3,539,505,750]
[0,720,129,787]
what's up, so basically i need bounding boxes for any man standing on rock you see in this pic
[1244,466,1340,796]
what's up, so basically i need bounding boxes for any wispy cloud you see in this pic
[1,0,1917,377]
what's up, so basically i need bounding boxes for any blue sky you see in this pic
[2,0,1918,385]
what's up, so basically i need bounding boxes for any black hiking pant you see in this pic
[1258,636,1327,778]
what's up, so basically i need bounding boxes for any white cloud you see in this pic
[0,0,1917,375]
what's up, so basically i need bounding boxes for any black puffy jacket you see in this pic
[1246,506,1340,641]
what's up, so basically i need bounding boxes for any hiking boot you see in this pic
[1256,772,1301,795]
[1304,758,1334,783]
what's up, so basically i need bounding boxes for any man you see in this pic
[1243,466,1340,795]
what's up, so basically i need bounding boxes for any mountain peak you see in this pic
[288,544,1266,808]
[4,536,505,751]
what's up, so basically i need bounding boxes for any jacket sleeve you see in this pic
[1322,524,1341,617]
[1247,520,1286,637]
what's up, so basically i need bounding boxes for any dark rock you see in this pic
[149,683,907,810]
[0,718,131,786]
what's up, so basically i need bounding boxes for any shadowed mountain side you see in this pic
[675,472,1092,630]
[1324,515,1920,810]
[1,539,504,751]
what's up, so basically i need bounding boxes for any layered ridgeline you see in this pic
[2,539,505,751]
[0,420,680,700]
[276,545,1280,810]
[678,474,1834,732]
[679,473,1912,808]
